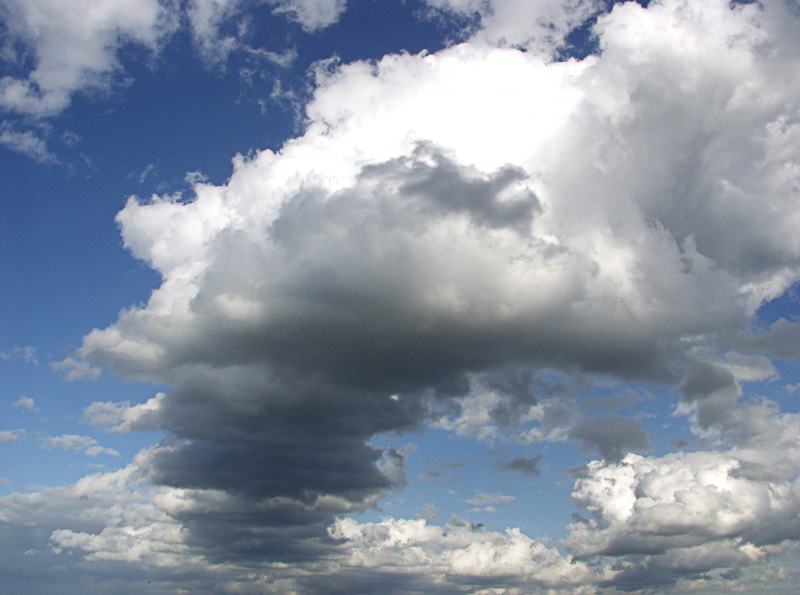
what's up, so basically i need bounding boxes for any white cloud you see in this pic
[269,0,346,32]
[12,397,38,412]
[82,393,166,434]
[330,516,606,590]
[0,126,58,163]
[0,0,174,117]
[422,0,604,54]
[51,356,101,381]
[53,8,800,585]
[0,0,343,120]
[42,434,120,457]
[0,429,26,445]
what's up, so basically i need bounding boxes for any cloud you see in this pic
[55,0,800,572]
[42,434,120,457]
[12,397,38,412]
[734,317,800,359]
[0,345,39,365]
[497,454,543,477]
[0,0,344,120]
[82,393,166,433]
[0,429,25,444]
[0,125,58,163]
[269,0,346,32]
[177,0,343,67]
[464,490,516,506]
[0,464,599,593]
[51,356,101,381]
[327,516,604,592]
[4,0,800,591]
[566,401,800,590]
[0,0,174,117]
[568,415,652,462]
[421,0,605,54]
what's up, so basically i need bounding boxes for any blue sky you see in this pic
[2,0,800,593]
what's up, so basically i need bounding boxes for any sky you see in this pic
[2,0,800,593]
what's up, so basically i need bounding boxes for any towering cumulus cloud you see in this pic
[3,0,800,592]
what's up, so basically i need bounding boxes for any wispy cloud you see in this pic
[0,127,58,164]
[40,434,119,457]
[0,346,39,365]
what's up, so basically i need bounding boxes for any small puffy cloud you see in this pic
[568,416,652,462]
[0,429,26,444]
[12,397,38,412]
[82,393,166,434]
[51,357,101,381]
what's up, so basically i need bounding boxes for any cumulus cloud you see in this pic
[82,392,166,433]
[57,0,800,570]
[12,396,38,412]
[566,400,800,590]
[4,0,800,591]
[327,516,606,592]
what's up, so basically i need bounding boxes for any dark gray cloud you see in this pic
[568,416,651,462]
[497,454,543,476]
[733,317,800,359]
